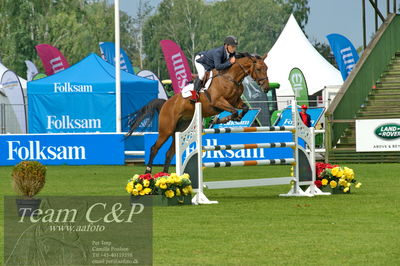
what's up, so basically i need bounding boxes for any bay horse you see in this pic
[126,52,270,174]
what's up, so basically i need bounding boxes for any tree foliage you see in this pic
[0,0,137,77]
[0,0,310,80]
[143,0,309,79]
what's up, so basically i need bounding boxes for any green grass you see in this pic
[1,163,400,265]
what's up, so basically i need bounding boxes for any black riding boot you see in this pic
[190,78,202,103]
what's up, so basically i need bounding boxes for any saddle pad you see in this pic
[181,71,213,98]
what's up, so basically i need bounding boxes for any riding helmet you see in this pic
[224,36,238,46]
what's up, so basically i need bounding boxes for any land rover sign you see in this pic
[356,119,400,152]
[374,124,400,139]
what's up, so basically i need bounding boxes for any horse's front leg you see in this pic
[209,97,238,125]
[235,100,249,121]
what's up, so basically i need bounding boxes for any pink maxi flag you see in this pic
[35,44,70,75]
[160,40,192,94]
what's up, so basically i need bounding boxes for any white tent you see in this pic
[265,14,343,101]
[0,62,27,91]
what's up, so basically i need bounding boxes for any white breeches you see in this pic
[194,55,206,80]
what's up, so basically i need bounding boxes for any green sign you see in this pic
[288,68,309,106]
[375,124,400,139]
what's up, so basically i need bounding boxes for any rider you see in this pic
[191,35,238,103]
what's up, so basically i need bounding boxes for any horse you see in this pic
[126,52,270,174]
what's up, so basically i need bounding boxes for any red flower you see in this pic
[325,164,337,169]
[314,180,322,188]
[315,162,327,178]
[154,172,170,178]
[139,173,152,180]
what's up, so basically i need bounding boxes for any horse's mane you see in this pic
[235,52,261,59]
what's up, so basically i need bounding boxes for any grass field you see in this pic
[1,163,400,265]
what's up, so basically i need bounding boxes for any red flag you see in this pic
[35,44,70,75]
[160,40,192,94]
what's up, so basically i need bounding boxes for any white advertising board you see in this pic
[356,119,400,152]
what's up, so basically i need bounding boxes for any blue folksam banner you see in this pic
[326,33,359,80]
[211,109,260,128]
[145,132,294,165]
[99,42,135,74]
[27,53,158,133]
[0,134,125,165]
[274,107,325,127]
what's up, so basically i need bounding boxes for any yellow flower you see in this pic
[170,173,178,178]
[143,188,152,195]
[337,170,344,178]
[331,167,340,176]
[355,182,362,188]
[176,188,181,196]
[343,187,350,193]
[166,176,174,184]
[155,179,161,187]
[139,190,146,195]
[330,180,337,188]
[132,174,140,179]
[346,182,351,187]
[339,179,347,187]
[174,175,182,185]
[160,183,167,190]
[135,183,143,191]
[159,177,167,185]
[132,189,139,196]
[185,185,193,193]
[165,190,175,198]
[321,179,328,186]
[125,181,134,193]
[143,179,150,187]
[182,173,190,180]
[343,167,354,179]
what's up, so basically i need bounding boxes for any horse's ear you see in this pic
[262,53,268,60]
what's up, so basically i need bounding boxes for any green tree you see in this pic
[0,0,137,77]
[142,0,309,79]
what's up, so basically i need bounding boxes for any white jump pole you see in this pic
[115,0,121,133]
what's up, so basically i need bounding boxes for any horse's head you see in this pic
[249,53,269,92]
[235,53,270,92]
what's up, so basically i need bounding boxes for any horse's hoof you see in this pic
[144,166,152,174]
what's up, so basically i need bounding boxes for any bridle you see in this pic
[217,57,268,87]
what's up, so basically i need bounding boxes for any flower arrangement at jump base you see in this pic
[315,162,362,193]
[125,172,193,205]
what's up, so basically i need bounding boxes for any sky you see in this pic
[119,0,399,49]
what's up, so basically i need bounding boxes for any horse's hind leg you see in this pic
[145,134,170,174]
[162,135,176,173]
[162,120,190,173]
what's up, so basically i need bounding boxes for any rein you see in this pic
[216,58,267,87]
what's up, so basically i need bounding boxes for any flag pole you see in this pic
[115,0,121,133]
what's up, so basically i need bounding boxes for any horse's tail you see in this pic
[125,98,166,137]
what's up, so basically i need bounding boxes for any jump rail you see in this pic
[175,100,329,205]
